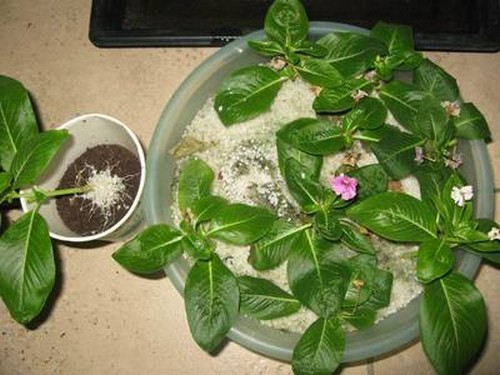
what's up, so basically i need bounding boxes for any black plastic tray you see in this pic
[89,0,500,51]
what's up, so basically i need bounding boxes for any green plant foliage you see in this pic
[177,158,214,211]
[292,317,345,375]
[184,255,239,352]
[248,220,307,270]
[207,203,275,245]
[420,273,486,375]
[347,192,438,242]
[214,66,287,126]
[0,211,55,324]
[238,275,301,320]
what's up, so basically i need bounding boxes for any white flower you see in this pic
[450,185,473,207]
[351,89,368,102]
[488,227,500,241]
[441,101,461,117]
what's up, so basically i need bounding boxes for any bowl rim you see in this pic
[145,21,494,362]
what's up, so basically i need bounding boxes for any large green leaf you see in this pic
[247,39,285,57]
[283,158,330,213]
[191,195,228,226]
[347,164,389,200]
[313,79,372,113]
[177,159,214,211]
[248,220,306,270]
[413,58,459,102]
[367,125,421,179]
[277,117,345,156]
[343,97,387,131]
[452,102,491,140]
[314,207,343,241]
[416,238,454,284]
[0,76,39,171]
[292,317,345,375]
[214,66,287,126]
[0,171,12,198]
[276,134,323,180]
[287,229,352,317]
[238,275,301,320]
[411,96,454,146]
[0,210,54,324]
[467,219,500,253]
[318,32,387,77]
[347,192,438,242]
[184,255,239,352]
[10,129,68,188]
[342,255,376,308]
[371,22,414,54]
[420,273,487,375]
[264,0,308,47]
[340,223,376,255]
[207,203,275,245]
[296,58,344,88]
[379,80,430,132]
[112,224,185,274]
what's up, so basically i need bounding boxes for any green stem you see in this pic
[14,185,93,204]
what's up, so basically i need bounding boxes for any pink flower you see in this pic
[329,174,358,200]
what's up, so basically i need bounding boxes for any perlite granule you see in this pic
[171,78,422,334]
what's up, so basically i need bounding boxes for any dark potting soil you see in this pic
[56,144,141,236]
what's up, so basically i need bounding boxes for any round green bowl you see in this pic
[145,22,495,363]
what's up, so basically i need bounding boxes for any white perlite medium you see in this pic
[171,78,422,333]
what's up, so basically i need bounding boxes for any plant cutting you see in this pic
[113,1,499,374]
[0,76,141,324]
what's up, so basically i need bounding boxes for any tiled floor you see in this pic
[1,1,499,374]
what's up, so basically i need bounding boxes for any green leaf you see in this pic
[277,117,345,156]
[214,66,287,126]
[420,273,487,375]
[238,275,301,320]
[343,305,377,329]
[0,210,54,324]
[452,102,491,140]
[367,125,421,179]
[276,136,323,180]
[179,221,213,260]
[287,229,352,317]
[0,76,39,171]
[247,39,285,57]
[411,96,454,146]
[313,79,372,113]
[413,58,459,102]
[347,192,438,242]
[294,40,328,57]
[264,0,308,47]
[343,97,387,131]
[379,80,430,132]
[364,267,393,309]
[184,255,239,352]
[371,22,414,54]
[282,158,331,213]
[207,203,275,245]
[318,32,387,77]
[112,224,184,274]
[292,317,345,375]
[191,195,228,226]
[467,219,500,253]
[0,171,12,197]
[314,208,343,241]
[347,164,389,200]
[416,238,454,284]
[178,159,214,211]
[340,224,376,255]
[296,58,344,88]
[248,220,306,270]
[342,255,376,308]
[10,129,68,188]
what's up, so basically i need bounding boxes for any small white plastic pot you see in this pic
[21,113,146,242]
